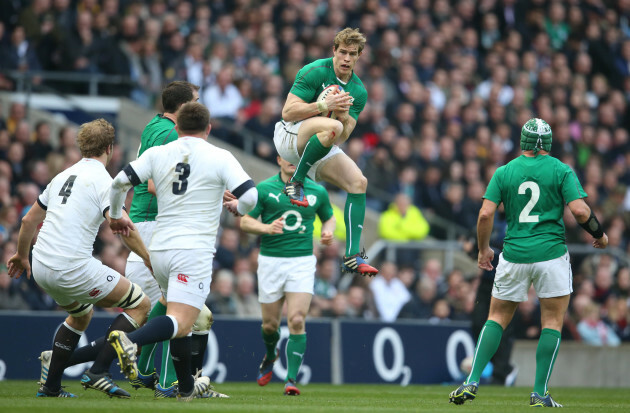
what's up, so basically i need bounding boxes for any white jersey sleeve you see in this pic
[221,152,253,192]
[127,146,157,185]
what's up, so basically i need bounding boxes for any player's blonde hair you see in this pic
[77,118,115,158]
[334,28,366,53]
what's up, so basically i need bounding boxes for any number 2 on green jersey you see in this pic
[518,181,540,223]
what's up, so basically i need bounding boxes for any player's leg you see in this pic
[109,250,217,400]
[468,297,518,384]
[450,255,525,405]
[256,254,288,386]
[529,295,568,407]
[283,292,312,396]
[274,118,342,206]
[191,305,213,375]
[317,152,377,275]
[529,252,571,407]
[258,298,284,386]
[82,272,150,398]
[125,256,163,389]
[38,302,93,398]
[291,117,343,182]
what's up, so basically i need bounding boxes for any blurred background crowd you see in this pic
[0,0,629,346]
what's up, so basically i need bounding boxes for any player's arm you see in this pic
[110,159,150,235]
[223,180,258,217]
[147,179,156,196]
[105,209,152,271]
[568,199,608,249]
[240,214,284,235]
[320,215,336,245]
[335,113,357,144]
[221,153,258,216]
[7,201,47,279]
[477,199,498,271]
[282,92,353,122]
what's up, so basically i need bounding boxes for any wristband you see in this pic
[316,100,328,113]
[579,210,604,239]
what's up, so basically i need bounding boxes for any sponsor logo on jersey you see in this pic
[307,195,317,206]
[268,193,281,203]
[177,273,189,284]
[88,288,102,298]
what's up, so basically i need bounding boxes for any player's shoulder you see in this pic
[302,57,333,71]
[349,72,367,94]
[296,58,333,79]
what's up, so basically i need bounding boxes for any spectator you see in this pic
[369,261,411,322]
[206,269,238,315]
[577,302,621,346]
[234,271,261,318]
[398,276,437,319]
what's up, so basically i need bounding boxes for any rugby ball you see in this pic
[317,85,343,118]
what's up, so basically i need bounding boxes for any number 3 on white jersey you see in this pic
[518,181,540,223]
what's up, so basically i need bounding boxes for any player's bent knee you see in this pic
[192,305,213,334]
[348,174,367,193]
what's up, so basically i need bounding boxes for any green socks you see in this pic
[160,340,178,388]
[466,320,503,384]
[534,328,561,395]
[292,134,332,183]
[286,333,307,381]
[137,300,167,375]
[344,193,366,256]
[262,328,280,360]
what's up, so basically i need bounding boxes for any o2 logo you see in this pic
[273,326,311,385]
[202,330,227,383]
[445,330,475,381]
[281,211,306,233]
[372,327,411,386]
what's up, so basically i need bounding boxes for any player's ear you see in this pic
[206,124,211,136]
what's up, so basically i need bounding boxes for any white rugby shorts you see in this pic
[150,249,213,310]
[32,256,120,306]
[257,254,316,303]
[273,120,342,181]
[492,251,573,302]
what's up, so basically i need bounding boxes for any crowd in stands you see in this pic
[1,0,630,344]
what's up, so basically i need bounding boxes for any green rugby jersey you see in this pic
[289,57,367,120]
[248,174,333,257]
[484,155,587,263]
[128,114,177,223]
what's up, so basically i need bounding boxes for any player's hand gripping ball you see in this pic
[317,85,343,119]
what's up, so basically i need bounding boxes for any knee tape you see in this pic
[66,302,93,318]
[192,305,214,334]
[113,282,146,310]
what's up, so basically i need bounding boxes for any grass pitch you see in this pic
[0,380,628,412]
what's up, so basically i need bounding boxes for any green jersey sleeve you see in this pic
[348,86,367,121]
[560,165,587,204]
[290,65,323,103]
[483,167,504,205]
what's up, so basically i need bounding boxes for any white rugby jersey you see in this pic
[33,158,112,270]
[126,137,251,252]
